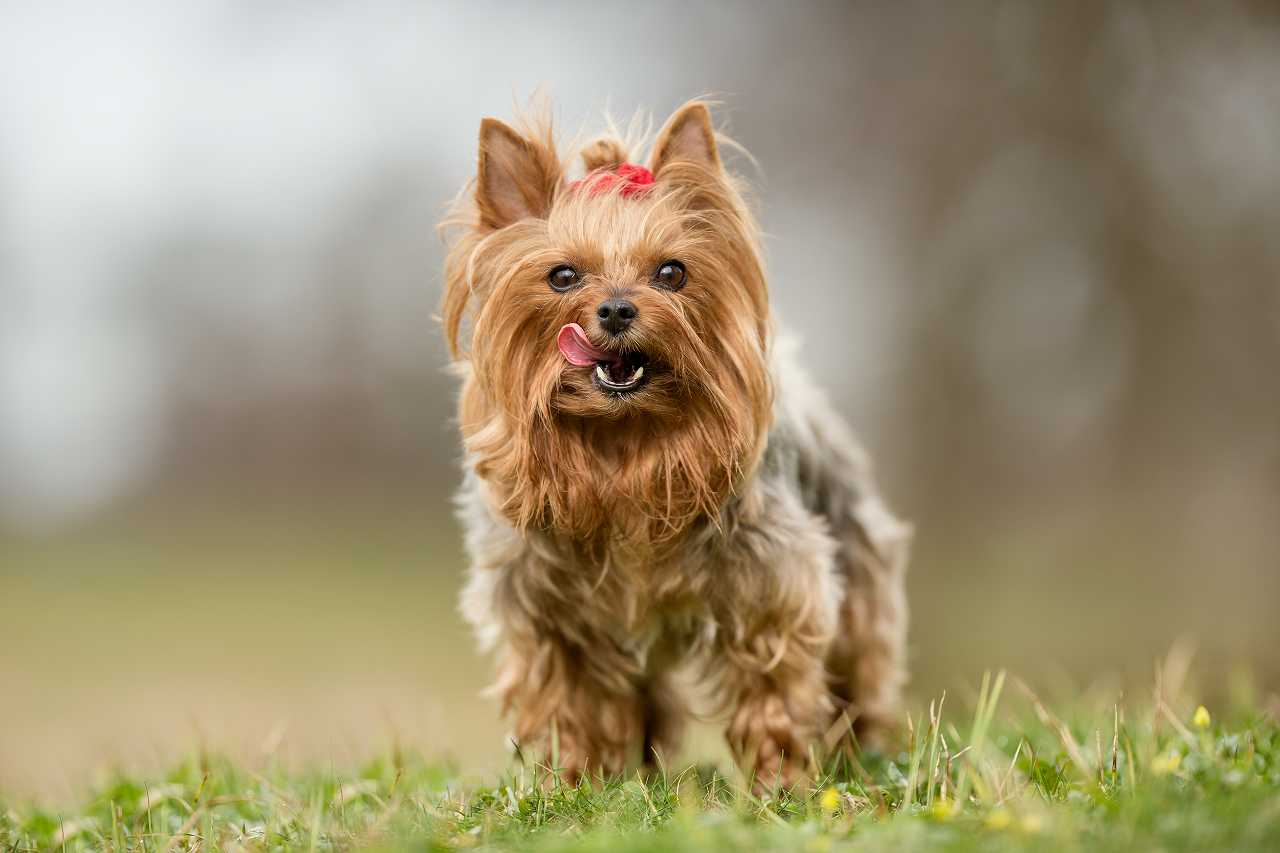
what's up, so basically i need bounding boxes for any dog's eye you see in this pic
[653,260,686,291]
[547,265,580,292]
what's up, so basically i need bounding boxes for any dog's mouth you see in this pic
[557,323,653,396]
[592,350,650,394]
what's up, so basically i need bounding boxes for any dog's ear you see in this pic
[476,118,560,229]
[650,102,722,178]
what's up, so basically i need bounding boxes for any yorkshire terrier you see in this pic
[441,100,910,787]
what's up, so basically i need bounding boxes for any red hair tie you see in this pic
[569,163,655,198]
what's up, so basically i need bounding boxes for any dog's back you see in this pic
[763,335,911,740]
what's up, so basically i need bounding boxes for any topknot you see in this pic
[580,136,629,173]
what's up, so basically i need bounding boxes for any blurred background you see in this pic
[2,0,1278,799]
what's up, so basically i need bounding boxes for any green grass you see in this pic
[4,671,1278,852]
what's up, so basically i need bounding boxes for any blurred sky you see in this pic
[2,0,1279,798]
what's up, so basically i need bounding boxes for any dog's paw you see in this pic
[533,729,625,787]
[727,692,815,792]
[519,697,641,787]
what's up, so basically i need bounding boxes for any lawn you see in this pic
[4,667,1278,852]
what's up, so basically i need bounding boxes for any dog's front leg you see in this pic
[714,485,841,790]
[720,627,835,791]
[495,627,645,784]
[459,504,649,784]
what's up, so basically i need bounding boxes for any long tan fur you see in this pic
[441,100,910,788]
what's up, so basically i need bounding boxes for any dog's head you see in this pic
[443,102,771,540]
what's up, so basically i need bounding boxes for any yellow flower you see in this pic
[1020,814,1044,834]
[1151,751,1182,776]
[929,799,955,821]
[819,786,841,813]
[1193,705,1211,729]
[985,809,1012,830]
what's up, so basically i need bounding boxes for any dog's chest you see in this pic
[611,598,713,674]
[599,546,715,671]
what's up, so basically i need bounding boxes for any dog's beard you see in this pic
[462,311,769,544]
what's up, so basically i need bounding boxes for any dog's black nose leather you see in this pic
[596,298,637,335]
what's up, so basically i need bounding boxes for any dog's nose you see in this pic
[596,298,637,335]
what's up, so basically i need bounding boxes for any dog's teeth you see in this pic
[594,361,644,389]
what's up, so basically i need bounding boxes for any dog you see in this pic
[440,100,910,787]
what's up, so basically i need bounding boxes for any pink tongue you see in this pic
[557,323,618,367]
